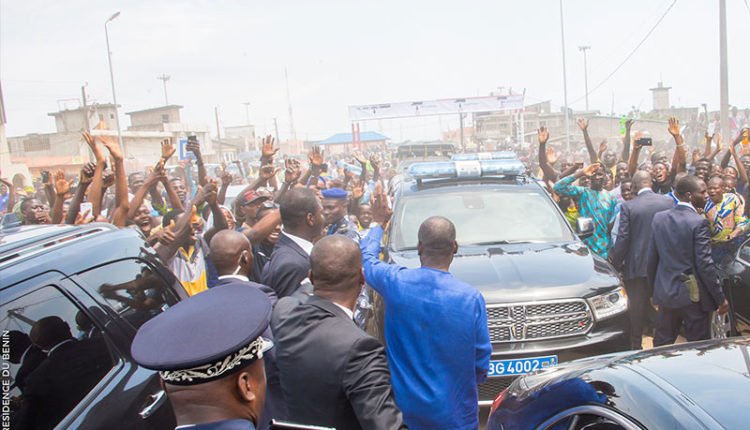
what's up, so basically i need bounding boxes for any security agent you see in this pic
[131,284,274,430]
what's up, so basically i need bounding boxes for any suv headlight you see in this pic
[588,287,628,321]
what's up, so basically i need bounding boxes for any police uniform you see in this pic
[320,187,371,328]
[131,284,274,430]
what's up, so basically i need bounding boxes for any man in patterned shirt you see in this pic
[554,163,617,258]
[705,175,748,263]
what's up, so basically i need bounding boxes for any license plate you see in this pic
[488,355,558,377]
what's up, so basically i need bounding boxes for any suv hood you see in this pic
[388,242,620,303]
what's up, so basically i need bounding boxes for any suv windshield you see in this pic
[391,188,574,251]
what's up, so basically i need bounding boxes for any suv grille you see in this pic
[487,299,592,342]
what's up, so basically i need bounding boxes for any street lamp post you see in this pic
[579,46,591,112]
[243,102,251,125]
[559,0,571,151]
[104,11,124,152]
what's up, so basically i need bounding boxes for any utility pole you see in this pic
[104,11,124,153]
[559,0,571,151]
[157,74,171,105]
[273,117,281,144]
[459,113,465,152]
[215,106,222,161]
[578,46,591,111]
[243,102,251,125]
[719,0,729,140]
[81,84,90,131]
[285,68,297,141]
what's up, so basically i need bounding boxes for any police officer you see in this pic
[131,284,274,430]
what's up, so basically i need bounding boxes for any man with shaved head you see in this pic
[360,217,491,430]
[209,229,283,427]
[271,236,405,429]
[610,171,674,349]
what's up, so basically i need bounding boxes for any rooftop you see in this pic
[126,105,184,115]
[320,131,389,145]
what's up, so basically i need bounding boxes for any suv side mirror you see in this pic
[577,217,594,239]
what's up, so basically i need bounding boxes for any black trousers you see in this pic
[624,277,651,349]
[653,302,710,347]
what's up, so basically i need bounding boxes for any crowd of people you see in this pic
[537,117,745,350]
[2,113,749,429]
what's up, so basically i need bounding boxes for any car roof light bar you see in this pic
[451,151,517,161]
[408,159,526,181]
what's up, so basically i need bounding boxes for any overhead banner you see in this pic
[348,94,524,121]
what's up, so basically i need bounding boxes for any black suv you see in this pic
[0,223,187,429]
[384,157,629,404]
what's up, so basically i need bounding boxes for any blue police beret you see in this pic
[321,187,348,200]
[131,284,273,385]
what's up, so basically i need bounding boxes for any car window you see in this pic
[77,259,180,330]
[739,240,750,264]
[392,188,574,250]
[2,285,116,429]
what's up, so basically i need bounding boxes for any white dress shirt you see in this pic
[282,231,314,255]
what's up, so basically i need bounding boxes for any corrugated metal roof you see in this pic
[319,131,389,145]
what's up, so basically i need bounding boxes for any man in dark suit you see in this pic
[19,316,112,430]
[210,229,284,426]
[271,235,405,430]
[647,175,730,346]
[610,171,675,349]
[8,330,46,394]
[261,188,325,299]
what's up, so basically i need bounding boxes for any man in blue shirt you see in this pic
[360,216,491,430]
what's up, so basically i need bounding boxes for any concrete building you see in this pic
[0,81,32,188]
[8,104,223,176]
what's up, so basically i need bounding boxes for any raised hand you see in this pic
[74,209,95,225]
[309,145,324,168]
[261,135,279,160]
[101,135,123,162]
[581,163,601,177]
[546,147,559,165]
[53,170,74,196]
[259,164,280,181]
[186,139,202,159]
[221,170,233,187]
[667,117,680,137]
[576,118,589,131]
[353,152,368,166]
[598,140,608,154]
[82,131,105,163]
[625,118,635,129]
[102,171,115,189]
[369,154,381,170]
[537,126,550,145]
[352,181,364,200]
[79,162,96,185]
[284,159,302,183]
[705,132,714,144]
[161,138,176,161]
[205,179,219,206]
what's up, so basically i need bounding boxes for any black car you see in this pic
[487,337,750,429]
[714,237,750,338]
[382,156,629,404]
[0,223,188,429]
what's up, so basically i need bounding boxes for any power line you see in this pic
[571,0,678,105]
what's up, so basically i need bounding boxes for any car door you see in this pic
[732,239,750,324]
[67,257,183,429]
[0,272,128,430]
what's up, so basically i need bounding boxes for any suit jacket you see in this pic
[183,419,255,430]
[271,295,405,430]
[261,234,310,299]
[14,345,46,393]
[19,338,112,430]
[647,205,726,312]
[611,190,675,280]
[213,277,285,427]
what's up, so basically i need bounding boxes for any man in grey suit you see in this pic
[646,175,729,346]
[610,171,675,349]
[271,235,405,430]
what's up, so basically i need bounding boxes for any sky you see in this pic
[2,0,749,142]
